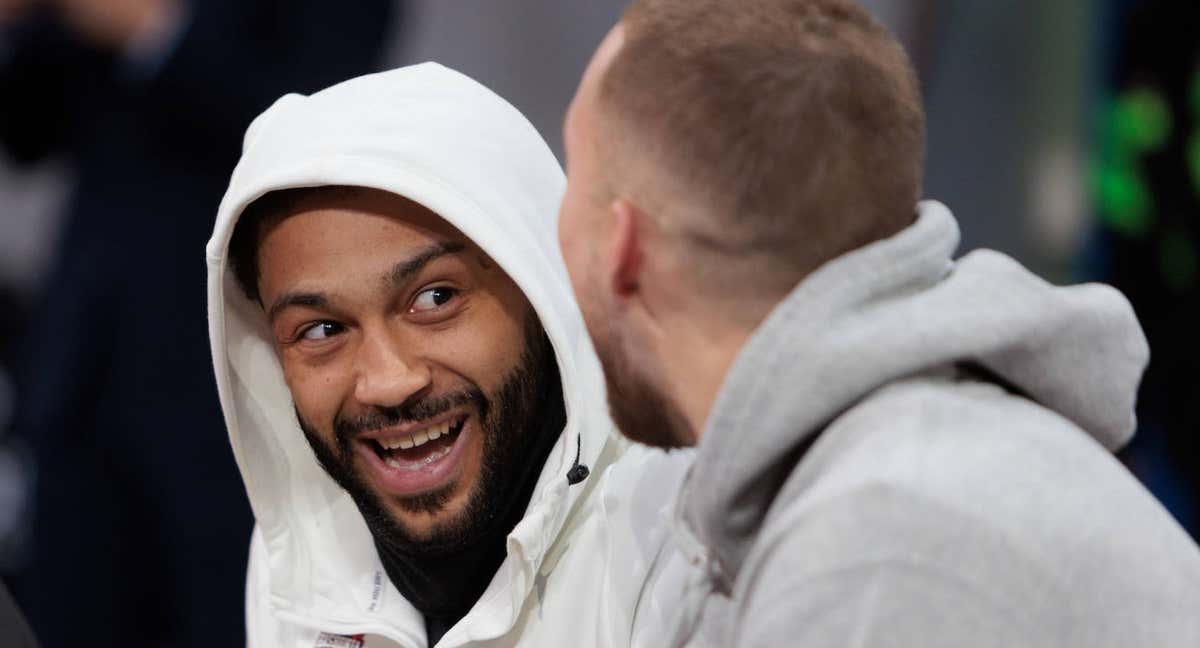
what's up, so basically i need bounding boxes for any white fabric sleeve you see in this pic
[245,525,281,648]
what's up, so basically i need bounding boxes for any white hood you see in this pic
[205,63,619,641]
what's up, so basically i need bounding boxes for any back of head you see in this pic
[600,0,925,303]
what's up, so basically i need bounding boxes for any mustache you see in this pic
[333,387,488,442]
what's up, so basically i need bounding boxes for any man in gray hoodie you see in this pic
[557,0,1200,645]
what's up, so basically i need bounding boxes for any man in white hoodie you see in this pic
[558,0,1200,646]
[207,64,689,647]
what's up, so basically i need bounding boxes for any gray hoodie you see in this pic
[667,201,1200,646]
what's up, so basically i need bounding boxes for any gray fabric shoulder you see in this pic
[731,375,1200,647]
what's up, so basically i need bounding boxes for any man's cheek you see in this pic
[575,274,606,337]
[443,322,524,389]
[288,366,343,417]
[562,236,589,295]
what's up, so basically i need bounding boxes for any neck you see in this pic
[659,317,753,443]
[371,331,567,643]
[374,387,564,637]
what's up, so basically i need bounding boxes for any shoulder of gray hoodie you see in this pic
[671,202,1200,647]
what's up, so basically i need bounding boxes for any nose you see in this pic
[353,326,432,408]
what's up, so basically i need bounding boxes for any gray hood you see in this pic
[683,200,1150,581]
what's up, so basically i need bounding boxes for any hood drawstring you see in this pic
[566,433,589,485]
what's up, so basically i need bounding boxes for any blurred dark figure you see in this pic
[0,582,37,648]
[0,0,395,645]
[1094,1,1200,537]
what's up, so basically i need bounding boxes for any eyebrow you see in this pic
[267,291,332,324]
[387,240,467,287]
[266,240,468,324]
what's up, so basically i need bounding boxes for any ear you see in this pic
[607,198,642,299]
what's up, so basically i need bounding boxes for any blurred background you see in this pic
[0,1,1196,645]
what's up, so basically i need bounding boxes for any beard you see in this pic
[591,318,694,449]
[297,316,560,557]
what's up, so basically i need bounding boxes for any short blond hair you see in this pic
[600,0,925,296]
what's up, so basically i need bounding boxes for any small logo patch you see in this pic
[367,569,384,612]
[314,632,365,648]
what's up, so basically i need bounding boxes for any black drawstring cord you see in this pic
[566,433,589,485]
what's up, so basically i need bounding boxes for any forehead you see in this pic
[255,190,473,290]
[583,24,626,101]
[566,24,626,148]
[267,189,457,247]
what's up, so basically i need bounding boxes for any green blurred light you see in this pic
[1160,231,1199,292]
[1095,163,1153,236]
[1189,131,1200,197]
[1113,88,1173,154]
[1191,66,1200,116]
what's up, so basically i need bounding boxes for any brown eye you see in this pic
[300,321,345,341]
[410,287,458,313]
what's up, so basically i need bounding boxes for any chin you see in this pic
[384,481,471,529]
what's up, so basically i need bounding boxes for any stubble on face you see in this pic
[297,314,560,556]
[588,313,694,450]
[563,25,694,450]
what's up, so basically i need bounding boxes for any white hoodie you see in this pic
[205,63,691,648]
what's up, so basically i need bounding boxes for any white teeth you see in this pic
[385,457,402,469]
[414,422,451,446]
[378,420,457,456]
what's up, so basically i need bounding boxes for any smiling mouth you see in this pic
[368,416,468,470]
